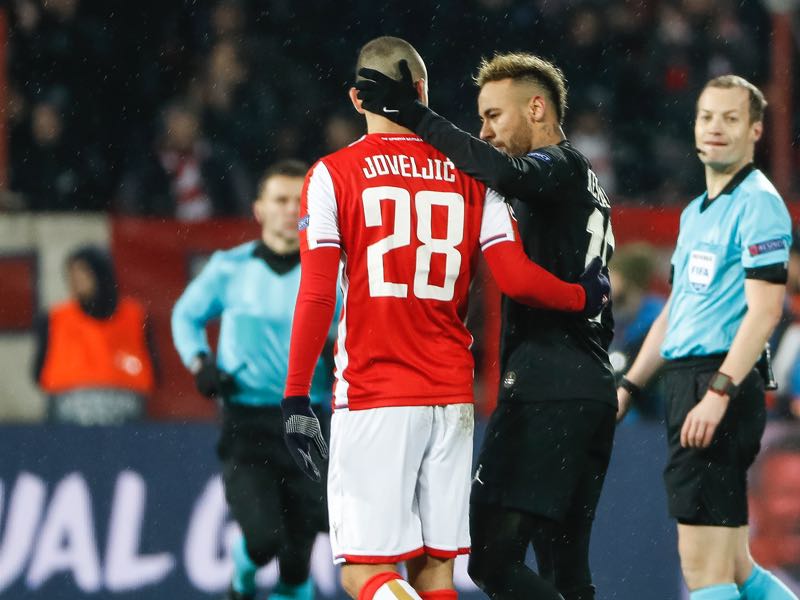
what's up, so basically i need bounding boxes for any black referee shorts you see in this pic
[661,356,766,527]
[218,404,329,539]
[471,399,615,523]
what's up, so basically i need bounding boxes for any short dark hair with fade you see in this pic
[355,36,427,84]
[475,52,568,124]
[258,159,308,192]
[702,75,767,123]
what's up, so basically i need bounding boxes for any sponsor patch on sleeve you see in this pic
[298,215,310,232]
[527,151,553,163]
[748,239,786,256]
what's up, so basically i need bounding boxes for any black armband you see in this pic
[744,263,788,284]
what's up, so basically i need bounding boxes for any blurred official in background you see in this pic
[172,160,337,600]
[618,76,797,600]
[32,244,157,424]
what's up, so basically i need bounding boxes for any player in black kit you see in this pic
[356,53,616,600]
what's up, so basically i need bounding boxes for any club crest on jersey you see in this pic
[502,370,516,388]
[298,215,310,232]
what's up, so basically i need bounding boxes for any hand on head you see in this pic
[355,59,418,119]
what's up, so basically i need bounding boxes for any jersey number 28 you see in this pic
[363,186,464,301]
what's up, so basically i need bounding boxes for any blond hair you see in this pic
[475,52,568,124]
[702,75,767,123]
[355,36,427,83]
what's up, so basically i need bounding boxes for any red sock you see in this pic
[358,572,403,600]
[419,590,457,600]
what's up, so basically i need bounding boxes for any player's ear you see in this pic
[751,119,763,143]
[415,78,428,107]
[349,87,366,115]
[252,200,263,224]
[528,95,546,123]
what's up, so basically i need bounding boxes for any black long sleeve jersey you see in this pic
[414,109,617,406]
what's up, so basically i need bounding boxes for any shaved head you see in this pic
[355,36,427,84]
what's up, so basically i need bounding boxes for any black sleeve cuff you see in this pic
[745,263,788,284]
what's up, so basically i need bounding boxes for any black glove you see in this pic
[355,59,426,130]
[578,257,610,317]
[281,395,328,481]
[192,353,236,399]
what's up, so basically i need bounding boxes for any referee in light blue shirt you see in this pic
[172,160,339,600]
[617,76,797,600]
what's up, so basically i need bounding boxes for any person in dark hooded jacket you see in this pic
[32,245,158,424]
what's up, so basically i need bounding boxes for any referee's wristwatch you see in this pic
[707,371,739,398]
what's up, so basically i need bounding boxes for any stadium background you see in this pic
[1,0,799,598]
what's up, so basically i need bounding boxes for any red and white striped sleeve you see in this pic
[286,160,341,398]
[479,188,517,251]
[301,160,341,250]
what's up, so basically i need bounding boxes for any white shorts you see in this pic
[327,404,474,564]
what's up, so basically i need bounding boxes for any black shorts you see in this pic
[218,404,329,535]
[471,399,616,523]
[662,356,766,526]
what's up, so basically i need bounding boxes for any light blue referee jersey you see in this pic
[171,240,340,406]
[662,165,791,360]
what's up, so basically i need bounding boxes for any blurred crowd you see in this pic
[7,0,800,422]
[6,0,782,217]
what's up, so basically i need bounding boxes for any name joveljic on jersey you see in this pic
[361,153,456,182]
